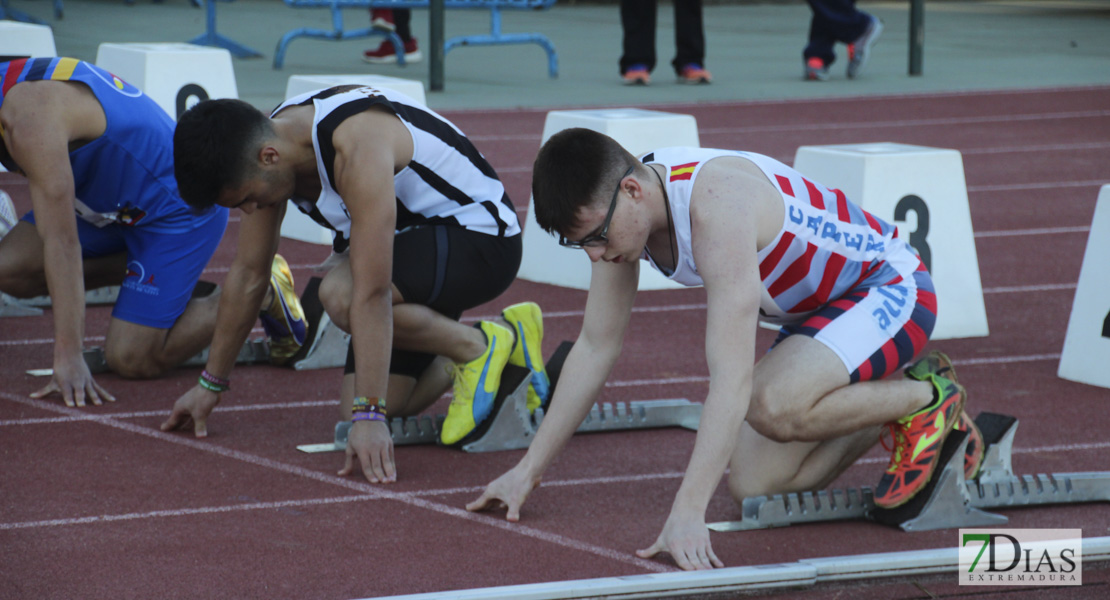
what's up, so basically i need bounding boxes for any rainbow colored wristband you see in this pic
[352,396,387,417]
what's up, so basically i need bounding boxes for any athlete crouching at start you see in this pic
[163,88,550,483]
[468,128,981,570]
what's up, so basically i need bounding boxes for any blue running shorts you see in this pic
[22,209,227,329]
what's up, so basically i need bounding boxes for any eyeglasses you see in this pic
[558,165,635,249]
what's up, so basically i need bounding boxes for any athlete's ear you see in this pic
[624,171,646,203]
[258,145,280,167]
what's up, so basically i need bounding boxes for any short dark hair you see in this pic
[531,128,635,236]
[173,98,272,210]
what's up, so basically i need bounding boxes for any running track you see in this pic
[2,86,1109,599]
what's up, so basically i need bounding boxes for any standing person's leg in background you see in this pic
[673,0,711,84]
[363,9,423,64]
[803,0,881,80]
[619,0,657,85]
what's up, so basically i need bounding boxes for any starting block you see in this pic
[284,74,427,106]
[69,276,347,376]
[708,413,1110,533]
[0,21,56,59]
[1058,185,1110,389]
[94,43,238,121]
[0,293,42,317]
[297,340,703,453]
[518,108,700,292]
[792,143,989,341]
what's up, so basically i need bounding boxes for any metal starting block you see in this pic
[0,292,43,317]
[297,340,704,454]
[709,413,1110,533]
[284,276,349,371]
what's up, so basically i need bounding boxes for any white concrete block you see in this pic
[793,143,989,340]
[1058,185,1110,389]
[0,22,56,58]
[281,208,333,246]
[285,74,426,106]
[520,108,700,291]
[95,43,237,121]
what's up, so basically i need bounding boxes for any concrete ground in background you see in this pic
[11,0,1110,111]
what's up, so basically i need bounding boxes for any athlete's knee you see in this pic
[317,276,350,331]
[746,380,807,444]
[104,343,171,379]
[0,258,42,297]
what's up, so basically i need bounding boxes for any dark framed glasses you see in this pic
[558,164,635,249]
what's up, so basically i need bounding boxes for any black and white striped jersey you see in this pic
[272,85,520,252]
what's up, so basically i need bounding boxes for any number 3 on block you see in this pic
[894,194,932,273]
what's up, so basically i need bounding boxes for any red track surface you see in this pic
[2,86,1109,599]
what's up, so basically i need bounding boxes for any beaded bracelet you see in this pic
[352,396,387,417]
[352,412,387,423]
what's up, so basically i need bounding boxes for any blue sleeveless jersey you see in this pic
[0,57,225,232]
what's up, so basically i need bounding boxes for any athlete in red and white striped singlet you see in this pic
[639,147,935,382]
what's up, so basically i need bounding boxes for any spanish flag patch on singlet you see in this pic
[669,161,698,181]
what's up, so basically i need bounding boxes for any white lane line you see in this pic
[0,400,340,426]
[5,432,1105,533]
[0,392,670,573]
[1,336,104,347]
[699,109,1110,135]
[0,496,371,530]
[0,472,691,531]
[984,283,1075,294]
[1,329,263,348]
[962,141,1110,155]
[975,226,1090,238]
[954,353,1061,366]
[968,179,1108,192]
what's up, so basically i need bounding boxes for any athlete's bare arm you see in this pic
[636,160,774,570]
[0,80,112,407]
[161,192,284,436]
[331,106,411,484]
[467,256,640,519]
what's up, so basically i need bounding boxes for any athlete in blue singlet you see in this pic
[0,58,247,407]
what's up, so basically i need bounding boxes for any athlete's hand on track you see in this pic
[465,464,540,521]
[340,420,396,483]
[636,510,724,571]
[161,386,220,438]
[32,352,115,407]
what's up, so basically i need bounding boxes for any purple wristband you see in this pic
[200,370,230,388]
